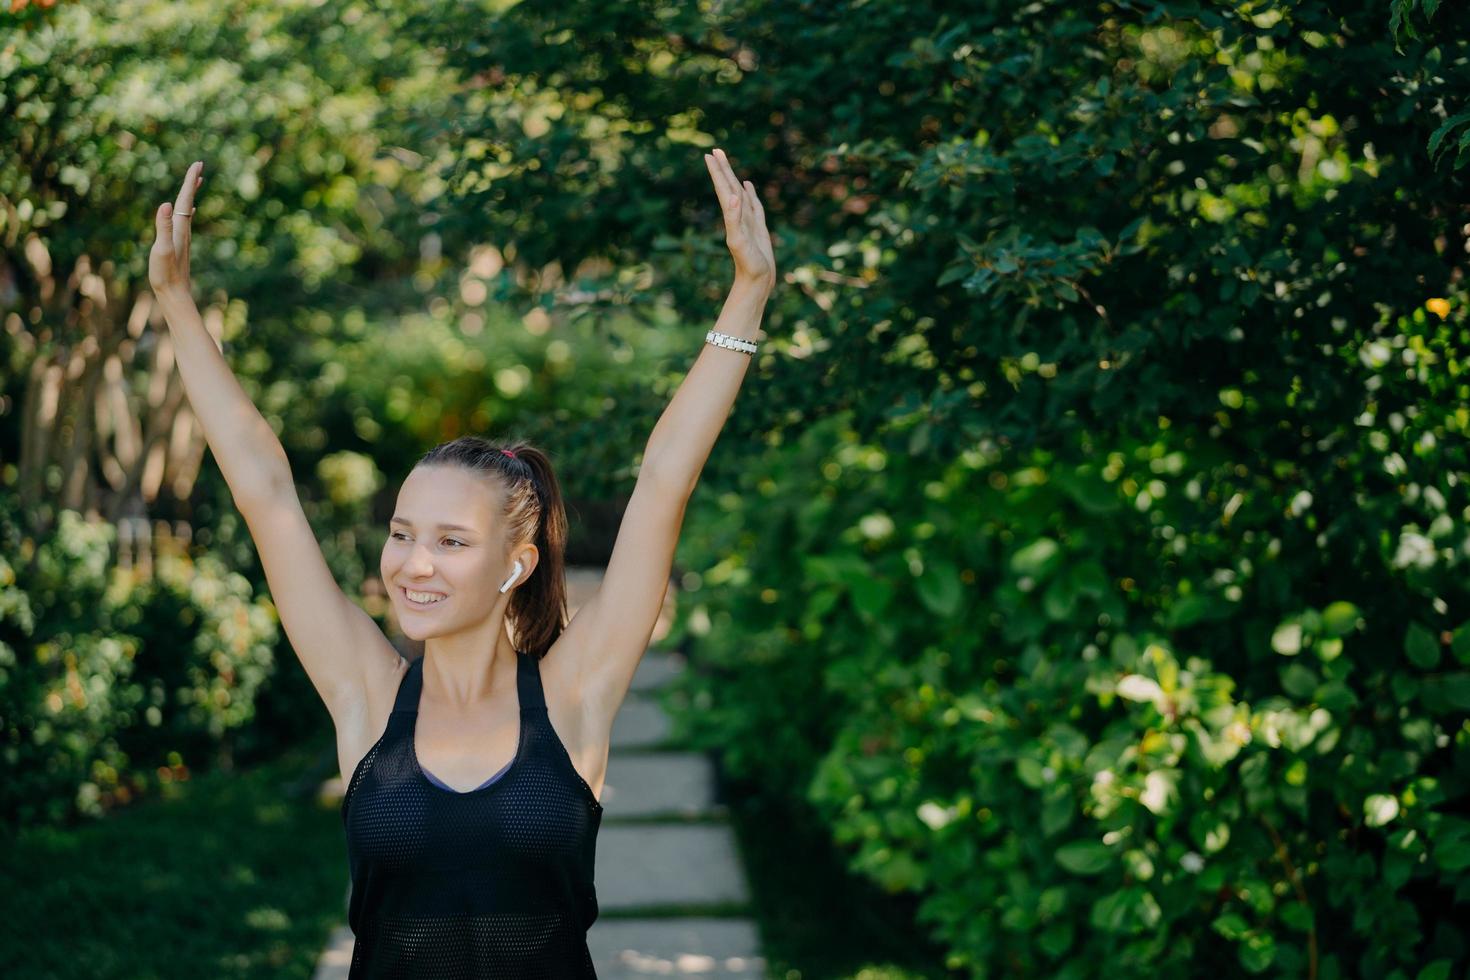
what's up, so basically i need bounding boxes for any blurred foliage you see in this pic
[4,0,1470,975]
[401,0,1470,478]
[0,498,278,826]
[1,0,670,826]
[411,0,1470,976]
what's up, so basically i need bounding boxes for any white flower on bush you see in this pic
[1392,530,1436,570]
[1180,852,1205,873]
[1358,340,1391,369]
[1116,674,1166,710]
[1225,721,1252,746]
[917,800,958,831]
[1364,794,1399,827]
[1139,769,1177,815]
[858,512,895,541]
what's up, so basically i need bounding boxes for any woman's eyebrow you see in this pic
[389,517,478,533]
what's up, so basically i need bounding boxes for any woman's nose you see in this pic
[403,543,435,573]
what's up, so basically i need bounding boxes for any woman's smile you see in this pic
[402,587,449,608]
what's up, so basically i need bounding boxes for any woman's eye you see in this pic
[389,532,464,547]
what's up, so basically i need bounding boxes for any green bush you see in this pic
[0,499,279,826]
[397,0,1470,973]
[668,392,1469,976]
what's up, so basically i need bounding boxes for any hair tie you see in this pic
[501,449,516,459]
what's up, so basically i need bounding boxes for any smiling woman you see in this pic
[146,143,775,977]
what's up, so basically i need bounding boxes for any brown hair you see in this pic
[414,436,569,660]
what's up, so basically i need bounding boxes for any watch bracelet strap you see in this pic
[706,329,758,354]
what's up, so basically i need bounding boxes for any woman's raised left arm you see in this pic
[641,147,776,492]
[554,149,775,718]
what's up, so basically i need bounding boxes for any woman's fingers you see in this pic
[702,153,725,202]
[741,180,764,230]
[173,161,203,214]
[715,149,744,205]
[172,161,202,254]
[708,155,740,215]
[706,149,741,210]
[745,180,765,224]
[154,202,174,254]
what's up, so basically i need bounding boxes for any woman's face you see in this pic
[381,465,507,640]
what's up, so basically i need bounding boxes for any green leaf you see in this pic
[1436,840,1470,873]
[1069,561,1111,601]
[1037,921,1073,958]
[1428,110,1470,158]
[1239,931,1276,973]
[1166,593,1217,629]
[1041,791,1074,837]
[915,559,963,617]
[1382,849,1414,890]
[937,261,971,287]
[1405,622,1440,669]
[1416,960,1452,980]
[1212,912,1250,940]
[1056,840,1113,875]
[1279,901,1313,932]
[1281,663,1317,699]
[1453,621,1470,665]
[1010,537,1062,579]
[848,574,894,620]
[1321,601,1359,637]
[1433,672,1470,711]
[1042,575,1078,620]
[1089,887,1136,933]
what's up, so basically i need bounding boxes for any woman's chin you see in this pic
[397,619,434,642]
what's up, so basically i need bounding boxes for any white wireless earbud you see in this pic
[499,560,524,594]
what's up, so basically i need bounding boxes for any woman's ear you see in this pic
[515,545,540,582]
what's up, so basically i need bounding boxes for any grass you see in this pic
[0,733,347,980]
[723,778,965,980]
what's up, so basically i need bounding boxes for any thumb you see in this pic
[155,203,174,252]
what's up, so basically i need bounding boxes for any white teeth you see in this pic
[405,590,445,604]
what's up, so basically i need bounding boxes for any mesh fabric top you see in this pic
[341,650,604,978]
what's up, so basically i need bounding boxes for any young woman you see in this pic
[148,150,775,977]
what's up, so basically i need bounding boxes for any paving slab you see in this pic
[588,918,767,979]
[311,924,353,980]
[630,649,687,693]
[595,824,750,909]
[313,913,767,980]
[610,697,675,749]
[601,752,716,818]
[565,566,678,648]
[566,566,605,612]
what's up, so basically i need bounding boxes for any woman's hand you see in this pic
[149,161,205,301]
[704,148,775,292]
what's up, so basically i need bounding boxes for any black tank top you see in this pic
[340,650,604,978]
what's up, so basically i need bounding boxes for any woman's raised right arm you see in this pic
[149,162,403,729]
[150,162,291,501]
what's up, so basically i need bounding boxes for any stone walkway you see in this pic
[311,566,767,978]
